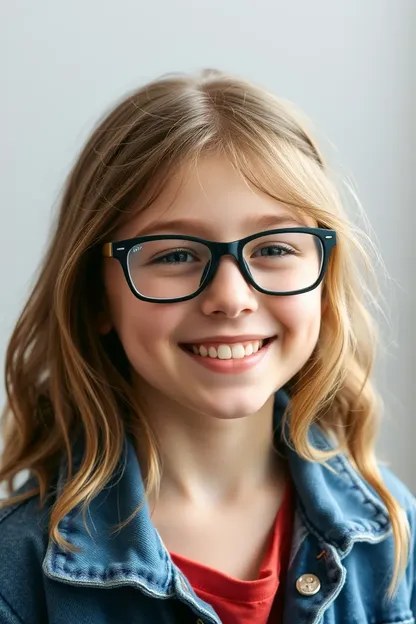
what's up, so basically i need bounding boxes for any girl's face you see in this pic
[102,155,322,420]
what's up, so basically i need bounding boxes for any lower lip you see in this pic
[181,340,275,374]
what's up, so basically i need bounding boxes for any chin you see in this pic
[196,389,275,421]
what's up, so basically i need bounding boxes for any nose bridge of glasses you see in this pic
[204,239,248,286]
[212,240,241,262]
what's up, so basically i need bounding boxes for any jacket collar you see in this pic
[43,391,391,589]
[43,435,175,594]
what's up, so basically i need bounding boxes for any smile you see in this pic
[180,336,276,373]
[184,337,275,360]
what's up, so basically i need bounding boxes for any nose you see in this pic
[199,257,259,318]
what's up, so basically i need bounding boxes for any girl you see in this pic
[0,69,414,624]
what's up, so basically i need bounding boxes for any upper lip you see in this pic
[182,334,276,344]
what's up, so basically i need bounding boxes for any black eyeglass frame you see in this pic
[102,227,337,303]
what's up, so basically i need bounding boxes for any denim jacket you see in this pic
[0,392,415,624]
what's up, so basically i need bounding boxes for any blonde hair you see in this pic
[0,69,408,595]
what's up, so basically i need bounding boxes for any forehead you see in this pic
[117,154,316,240]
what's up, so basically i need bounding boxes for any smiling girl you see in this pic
[0,70,415,624]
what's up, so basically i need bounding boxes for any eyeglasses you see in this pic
[102,227,337,303]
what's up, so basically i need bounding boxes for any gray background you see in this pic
[1,1,415,489]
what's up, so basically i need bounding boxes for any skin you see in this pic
[102,154,323,578]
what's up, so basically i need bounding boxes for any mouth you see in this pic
[180,336,277,360]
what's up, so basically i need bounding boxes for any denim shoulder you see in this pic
[0,482,50,623]
[379,464,416,608]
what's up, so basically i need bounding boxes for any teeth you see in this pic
[190,340,266,360]
[231,344,245,359]
[217,345,232,359]
[245,343,253,356]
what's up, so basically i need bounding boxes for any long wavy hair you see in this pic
[0,69,408,594]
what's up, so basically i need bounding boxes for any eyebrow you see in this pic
[133,214,307,238]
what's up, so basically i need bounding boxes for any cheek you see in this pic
[108,295,187,380]
[114,301,182,355]
[270,291,322,343]
[104,261,180,348]
[118,302,190,397]
[104,263,189,393]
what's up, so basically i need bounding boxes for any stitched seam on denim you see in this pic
[298,502,405,624]
[0,587,26,624]
[156,528,178,592]
[331,454,389,528]
[52,559,173,590]
[289,511,347,624]
[50,503,72,574]
[297,485,392,558]
[51,563,171,588]
[51,555,173,589]
[51,506,173,591]
[313,545,347,623]
[44,571,177,597]
[298,499,346,551]
[311,425,389,526]
[173,572,221,624]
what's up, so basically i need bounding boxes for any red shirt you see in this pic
[171,481,294,624]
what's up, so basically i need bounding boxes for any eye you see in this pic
[152,249,197,264]
[252,243,296,258]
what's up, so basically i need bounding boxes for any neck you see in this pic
[137,387,284,507]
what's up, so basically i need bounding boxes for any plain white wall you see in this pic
[1,0,415,488]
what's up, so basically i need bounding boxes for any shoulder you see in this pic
[376,464,416,560]
[379,465,416,594]
[379,463,416,517]
[0,481,51,622]
[0,479,51,545]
